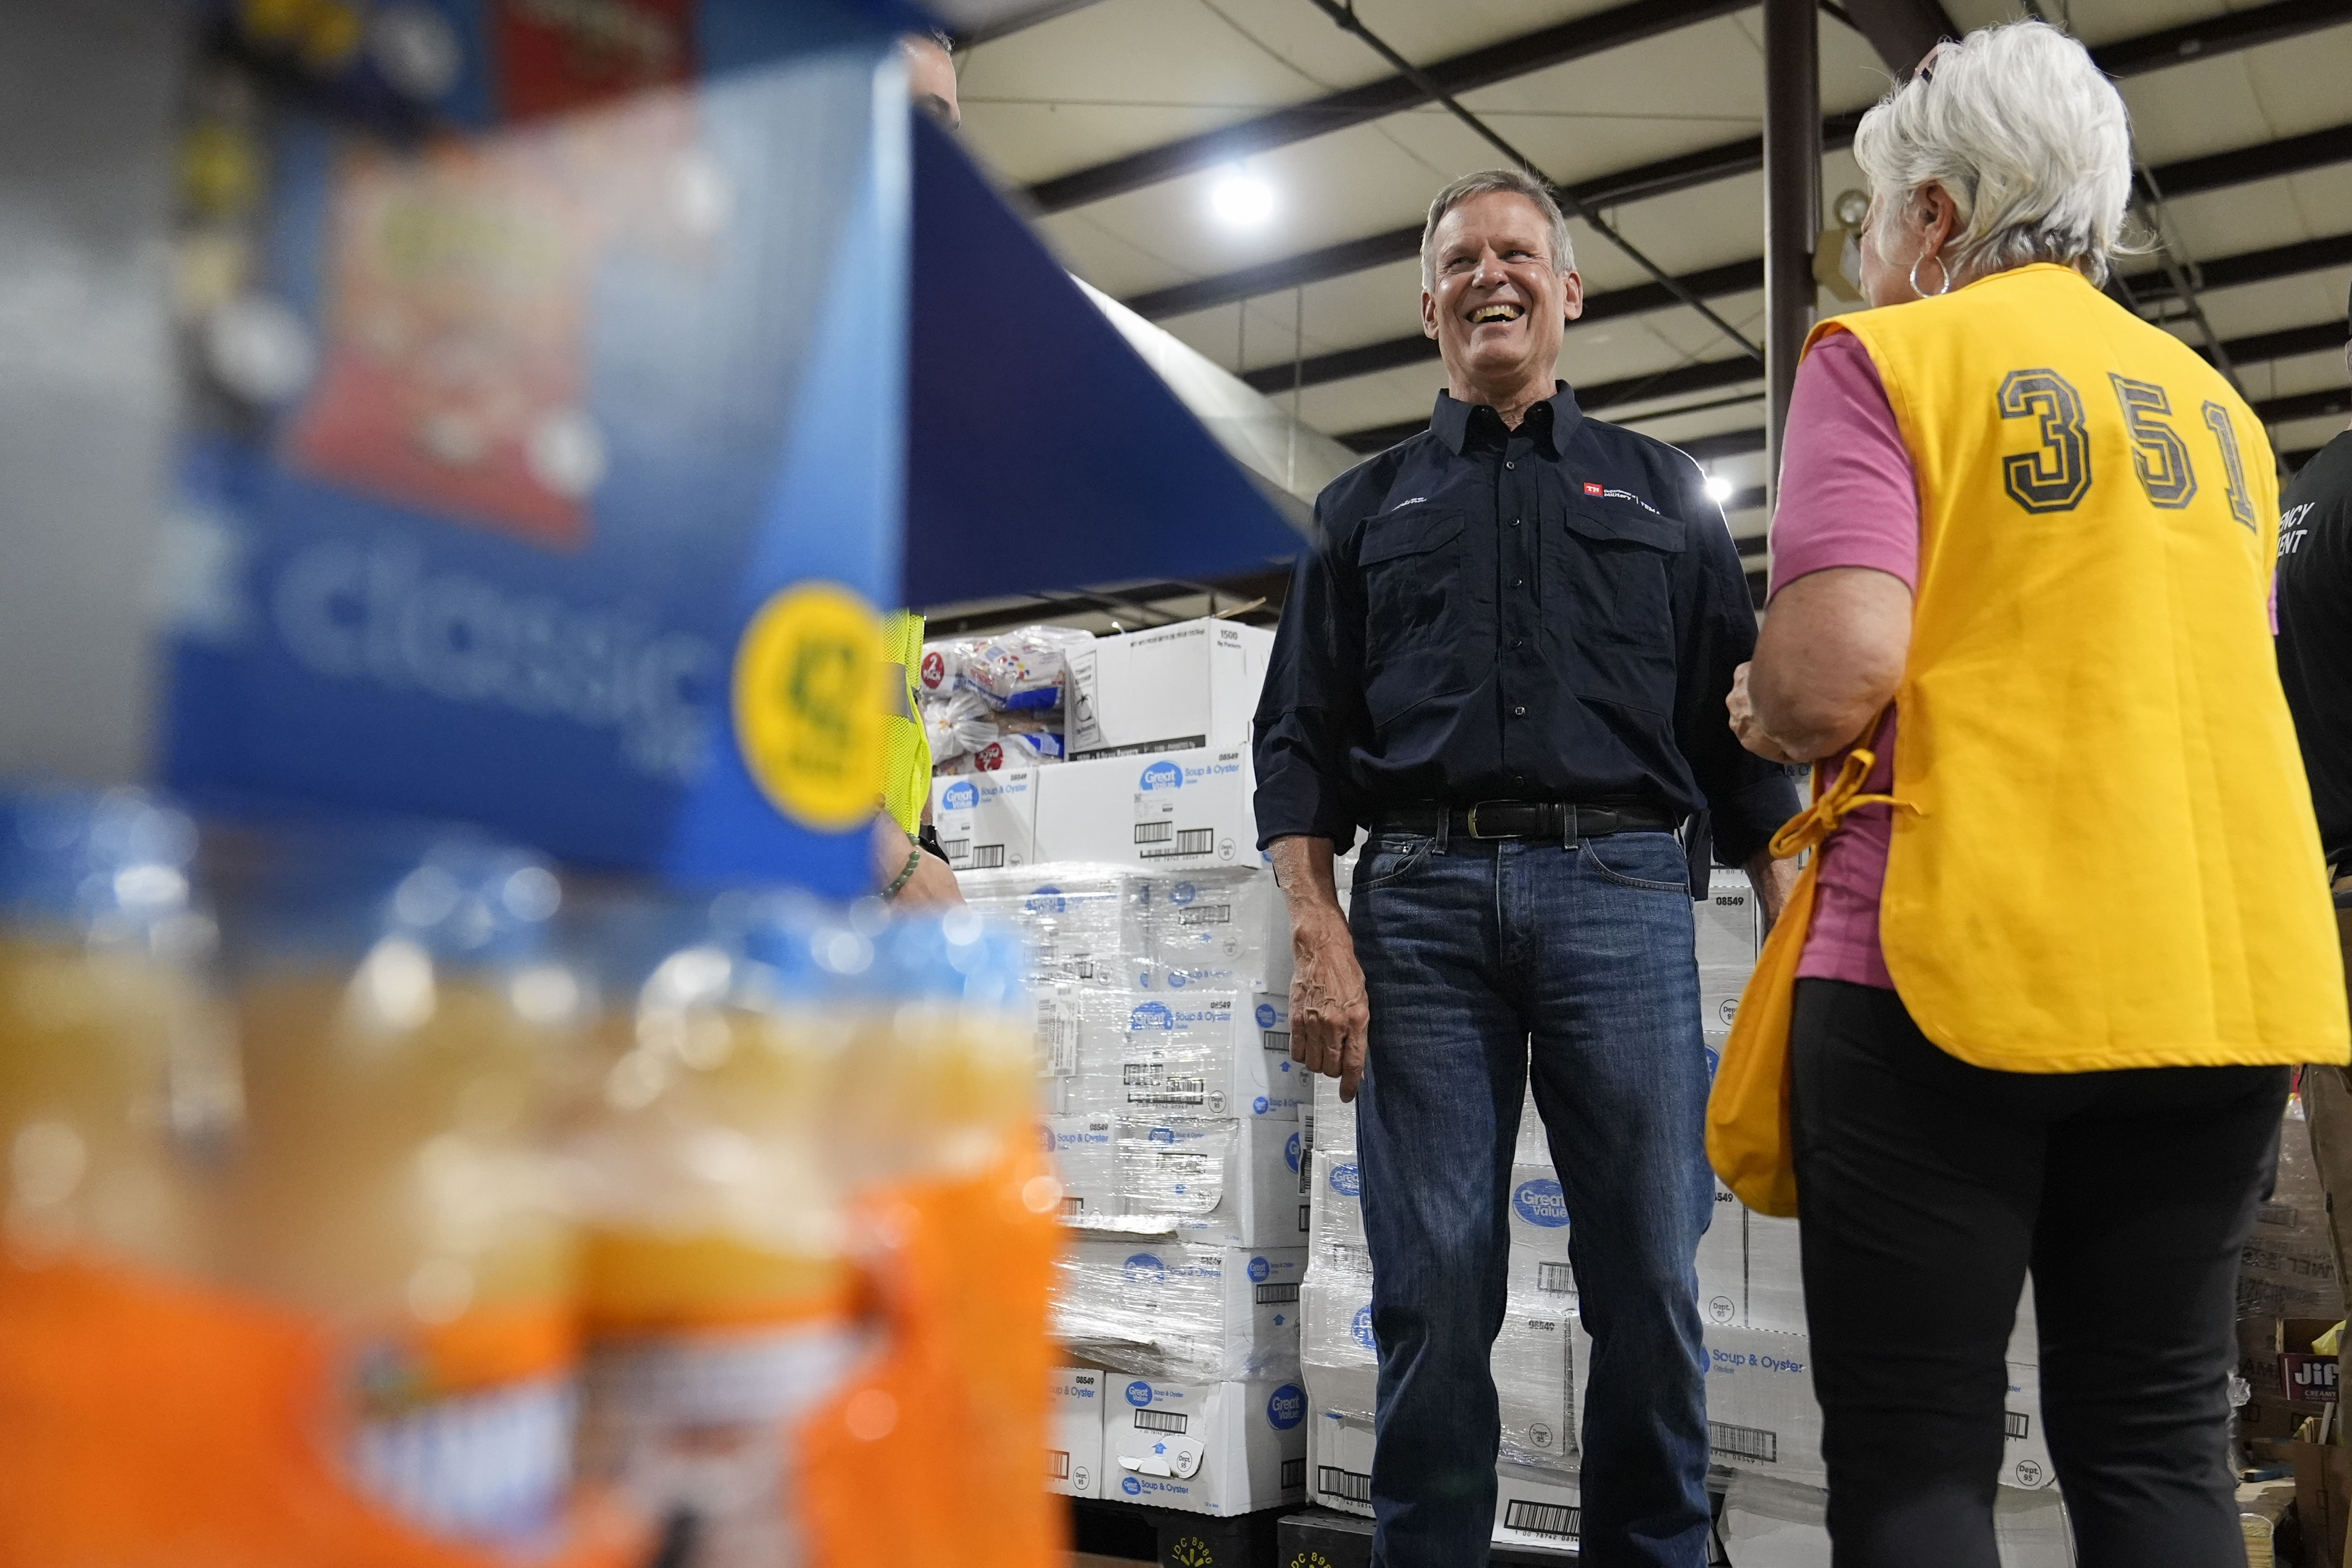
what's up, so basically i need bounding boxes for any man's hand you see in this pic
[1745,849,1798,932]
[1728,662,1804,766]
[1269,836,1371,1102]
[871,815,964,908]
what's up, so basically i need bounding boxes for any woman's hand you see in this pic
[1729,662,1806,765]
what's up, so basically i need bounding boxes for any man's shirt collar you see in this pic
[1429,382,1584,459]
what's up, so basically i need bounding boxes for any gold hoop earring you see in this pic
[1908,252,1951,298]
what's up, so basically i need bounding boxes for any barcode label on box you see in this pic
[1177,905,1231,926]
[1254,1282,1300,1305]
[1037,1000,1078,1077]
[1281,1457,1306,1490]
[971,843,1006,870]
[1503,1500,1581,1540]
[1059,1196,1083,1218]
[1320,1466,1372,1504]
[942,838,970,862]
[1134,1409,1187,1435]
[1298,1202,1311,1231]
[1048,1449,1070,1480]
[1175,828,1214,855]
[2004,1410,2030,1440]
[1537,1262,1574,1295]
[1135,822,1174,845]
[1710,1421,1778,1463]
[1262,1029,1292,1054]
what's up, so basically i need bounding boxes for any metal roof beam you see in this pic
[1832,0,1958,75]
[1247,187,2352,400]
[1022,0,1749,215]
[1335,308,2352,451]
[1118,0,2351,319]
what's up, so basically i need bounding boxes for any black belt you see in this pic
[1369,800,1677,843]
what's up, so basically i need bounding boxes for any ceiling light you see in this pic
[1209,173,1275,227]
[1703,474,1735,504]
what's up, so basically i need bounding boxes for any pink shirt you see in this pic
[1765,332,1919,990]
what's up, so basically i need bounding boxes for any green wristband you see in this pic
[885,844,925,900]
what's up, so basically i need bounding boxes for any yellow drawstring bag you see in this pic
[1705,746,1896,1218]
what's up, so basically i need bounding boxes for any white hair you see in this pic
[1852,19,2134,285]
[1419,169,1576,292]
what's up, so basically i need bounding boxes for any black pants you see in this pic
[1789,978,2290,1568]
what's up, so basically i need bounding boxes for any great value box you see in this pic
[1307,1403,1376,1517]
[1053,1242,1307,1381]
[1067,993,1302,1120]
[1494,1467,1583,1555]
[1309,1151,1365,1256]
[1034,748,1259,869]
[1066,618,1274,760]
[1696,870,1761,1033]
[1507,1165,1575,1306]
[1102,1376,1308,1517]
[1495,1305,1576,1475]
[1113,1114,1309,1248]
[1044,1114,1118,1220]
[1048,1367,1106,1498]
[1702,1326,1823,1484]
[1697,1181,1744,1328]
[929,770,1039,871]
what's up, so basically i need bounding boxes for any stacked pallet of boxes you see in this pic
[940,618,1315,1519]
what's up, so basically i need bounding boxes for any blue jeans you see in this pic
[1352,827,1714,1568]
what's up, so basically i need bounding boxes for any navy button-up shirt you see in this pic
[1252,384,1798,868]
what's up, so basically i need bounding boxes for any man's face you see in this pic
[905,36,960,130]
[1420,191,1582,395]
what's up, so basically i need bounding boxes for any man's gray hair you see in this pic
[1419,169,1576,292]
[1853,19,2132,285]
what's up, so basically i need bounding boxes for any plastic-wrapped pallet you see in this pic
[1067,991,1293,1121]
[1310,1070,1355,1158]
[1110,1114,1308,1248]
[1133,867,1290,995]
[1695,869,1760,1035]
[960,864,1148,985]
[1052,1240,1305,1382]
[1301,1242,1377,1516]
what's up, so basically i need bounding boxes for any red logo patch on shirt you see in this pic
[1583,481,1604,496]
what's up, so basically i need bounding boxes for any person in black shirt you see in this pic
[1253,169,1798,1568]
[2277,284,2352,870]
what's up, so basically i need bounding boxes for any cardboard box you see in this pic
[1697,1181,1743,1328]
[1310,1071,1357,1157]
[2002,1361,2055,1491]
[1507,1165,1576,1307]
[1308,1402,1377,1517]
[2240,1317,2337,1441]
[1048,1367,1106,1498]
[1102,1376,1308,1516]
[1704,1326,1824,1483]
[1136,869,1289,995]
[1069,992,1296,1121]
[1113,1114,1309,1248]
[1044,1113,1117,1220]
[962,866,1149,984]
[1054,1242,1307,1381]
[1310,1150,1366,1256]
[1493,1467,1583,1555]
[2242,1093,2343,1319]
[1033,748,1258,869]
[1744,1209,1806,1334]
[1515,1088,1550,1165]
[2293,1438,2352,1568]
[1066,619,1273,760]
[1302,1253,1377,1376]
[929,770,1039,871]
[1696,870,1760,1033]
[1495,1304,1576,1475]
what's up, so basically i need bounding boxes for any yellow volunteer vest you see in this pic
[1824,261,2346,1071]
[881,609,931,834]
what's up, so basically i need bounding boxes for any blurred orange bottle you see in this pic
[213,831,586,1548]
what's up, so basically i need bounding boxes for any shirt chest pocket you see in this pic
[1551,497,1684,716]
[1357,507,1471,729]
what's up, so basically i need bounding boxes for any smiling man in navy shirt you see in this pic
[1254,169,1798,1567]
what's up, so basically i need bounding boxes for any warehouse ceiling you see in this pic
[943,0,2352,598]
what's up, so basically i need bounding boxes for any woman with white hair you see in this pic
[1714,19,2348,1565]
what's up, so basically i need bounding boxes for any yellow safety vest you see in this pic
[1711,263,2345,1213]
[881,609,931,835]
